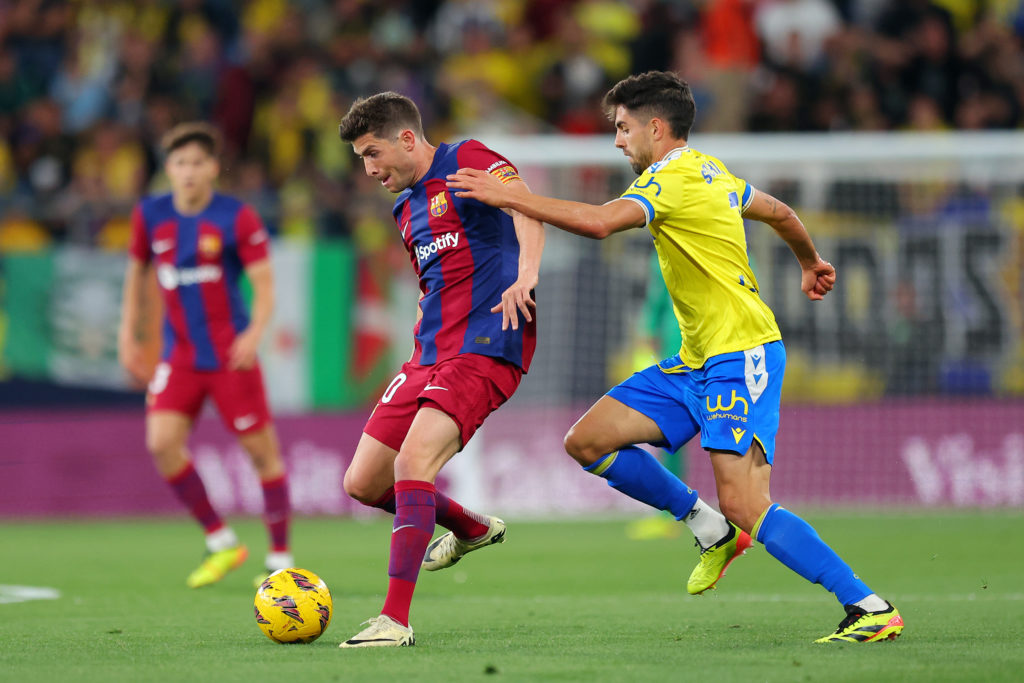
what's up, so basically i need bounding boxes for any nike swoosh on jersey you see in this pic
[423,384,448,391]
[153,239,174,254]
[401,220,410,237]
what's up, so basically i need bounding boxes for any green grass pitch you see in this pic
[2,511,1022,682]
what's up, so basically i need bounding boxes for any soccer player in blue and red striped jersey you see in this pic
[118,123,292,589]
[336,93,545,648]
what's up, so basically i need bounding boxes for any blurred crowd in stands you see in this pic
[1,0,1023,248]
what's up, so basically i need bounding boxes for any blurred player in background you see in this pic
[448,71,903,644]
[118,123,292,589]
[336,92,545,648]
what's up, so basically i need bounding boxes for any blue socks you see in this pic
[584,446,698,520]
[754,503,872,606]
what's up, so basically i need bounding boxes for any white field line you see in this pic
[0,585,61,605]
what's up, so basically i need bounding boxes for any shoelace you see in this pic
[436,534,461,557]
[356,616,392,635]
[695,526,735,556]
[833,609,867,633]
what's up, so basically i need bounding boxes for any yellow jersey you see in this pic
[619,146,781,369]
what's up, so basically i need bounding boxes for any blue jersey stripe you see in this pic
[210,199,249,334]
[411,183,441,365]
[175,216,219,369]
[621,194,654,224]
[741,182,753,210]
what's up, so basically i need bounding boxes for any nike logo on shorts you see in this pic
[233,414,258,431]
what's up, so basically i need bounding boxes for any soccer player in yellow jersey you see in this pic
[448,71,903,644]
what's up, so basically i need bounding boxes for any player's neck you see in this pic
[409,141,438,187]
[173,188,215,216]
[654,138,689,161]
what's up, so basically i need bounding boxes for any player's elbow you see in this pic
[581,218,614,240]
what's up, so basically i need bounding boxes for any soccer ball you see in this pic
[253,568,333,644]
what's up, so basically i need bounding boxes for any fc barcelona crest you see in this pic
[199,233,222,258]
[429,192,449,218]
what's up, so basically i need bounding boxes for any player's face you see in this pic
[165,142,218,202]
[613,105,655,175]
[352,132,417,193]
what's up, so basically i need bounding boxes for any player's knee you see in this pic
[146,431,179,460]
[563,427,600,466]
[392,449,437,482]
[716,490,763,533]
[342,469,379,505]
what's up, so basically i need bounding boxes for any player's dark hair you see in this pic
[602,71,695,140]
[161,122,222,157]
[338,92,424,143]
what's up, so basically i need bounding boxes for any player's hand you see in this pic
[802,259,836,301]
[447,168,511,207]
[228,327,261,370]
[492,274,537,331]
[117,331,153,387]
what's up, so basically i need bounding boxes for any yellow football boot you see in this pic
[186,545,249,588]
[815,602,904,643]
[686,524,752,595]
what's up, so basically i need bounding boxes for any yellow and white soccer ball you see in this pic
[253,568,332,644]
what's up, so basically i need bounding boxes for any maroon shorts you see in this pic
[146,361,271,435]
[364,353,523,451]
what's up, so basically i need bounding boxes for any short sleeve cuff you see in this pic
[620,194,654,225]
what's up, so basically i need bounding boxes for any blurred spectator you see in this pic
[698,0,760,132]
[0,47,34,115]
[0,0,1021,247]
[49,40,114,134]
[0,202,50,252]
[754,0,843,74]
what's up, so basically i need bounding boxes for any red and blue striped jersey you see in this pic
[394,139,536,372]
[128,192,270,371]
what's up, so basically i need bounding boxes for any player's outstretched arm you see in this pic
[447,168,644,239]
[491,178,546,331]
[742,188,836,301]
[230,259,274,370]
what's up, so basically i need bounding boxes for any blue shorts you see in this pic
[607,341,785,464]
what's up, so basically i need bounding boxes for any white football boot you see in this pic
[339,615,415,648]
[421,516,506,571]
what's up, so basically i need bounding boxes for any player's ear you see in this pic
[398,129,417,151]
[649,117,665,141]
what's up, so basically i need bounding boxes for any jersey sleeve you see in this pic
[736,176,754,211]
[457,139,522,185]
[235,204,270,266]
[128,203,150,263]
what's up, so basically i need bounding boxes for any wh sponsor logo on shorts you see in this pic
[416,232,459,262]
[157,264,222,290]
[706,390,749,415]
